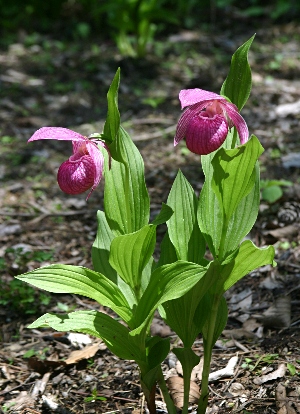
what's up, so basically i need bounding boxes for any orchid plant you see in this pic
[17,35,275,414]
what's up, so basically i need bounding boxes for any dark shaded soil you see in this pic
[0,20,300,413]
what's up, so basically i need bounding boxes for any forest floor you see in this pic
[0,18,300,414]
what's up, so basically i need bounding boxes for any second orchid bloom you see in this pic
[174,88,249,155]
[28,127,110,199]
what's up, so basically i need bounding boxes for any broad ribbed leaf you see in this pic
[156,231,178,268]
[92,210,117,282]
[109,225,156,294]
[147,337,170,371]
[167,170,205,263]
[92,210,136,308]
[172,347,200,379]
[132,261,208,331]
[220,164,260,255]
[104,126,150,235]
[211,135,263,225]
[162,259,216,347]
[202,296,228,346]
[103,68,120,143]
[221,240,276,292]
[198,136,263,259]
[28,311,142,361]
[151,203,173,226]
[16,265,132,323]
[140,337,171,391]
[220,35,255,110]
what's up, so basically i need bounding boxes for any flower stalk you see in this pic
[197,294,221,414]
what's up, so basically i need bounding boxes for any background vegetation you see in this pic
[0,0,299,56]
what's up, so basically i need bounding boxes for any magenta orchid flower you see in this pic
[174,89,249,155]
[28,127,110,199]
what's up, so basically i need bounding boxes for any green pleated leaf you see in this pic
[172,347,200,378]
[92,210,136,308]
[132,261,208,332]
[211,135,263,225]
[151,203,173,226]
[109,225,156,295]
[140,337,171,391]
[92,210,117,282]
[28,311,142,361]
[198,136,263,259]
[167,170,206,263]
[161,259,216,347]
[103,68,121,144]
[221,240,276,292]
[220,35,255,110]
[147,337,171,371]
[220,163,260,255]
[156,230,178,268]
[104,126,150,235]
[16,265,132,324]
[202,296,228,346]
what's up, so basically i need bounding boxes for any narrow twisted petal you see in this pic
[185,114,228,155]
[28,127,86,143]
[57,155,96,195]
[222,102,249,144]
[179,89,223,109]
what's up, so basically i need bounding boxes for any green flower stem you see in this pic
[218,216,229,261]
[141,382,157,414]
[182,366,191,414]
[197,295,221,414]
[124,163,132,233]
[157,367,177,414]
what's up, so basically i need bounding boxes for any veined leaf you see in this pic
[132,261,208,332]
[211,135,263,225]
[202,296,228,346]
[103,68,120,143]
[221,35,255,110]
[167,170,206,263]
[221,240,276,292]
[104,127,150,235]
[92,210,117,282]
[162,259,216,347]
[151,203,173,226]
[28,311,143,361]
[92,210,136,308]
[156,230,178,268]
[109,225,156,295]
[198,136,263,260]
[16,265,132,324]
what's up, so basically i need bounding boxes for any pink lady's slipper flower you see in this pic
[174,89,249,155]
[28,127,110,199]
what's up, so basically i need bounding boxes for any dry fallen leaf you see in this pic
[267,224,299,240]
[253,363,286,385]
[65,341,106,364]
[166,376,200,408]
